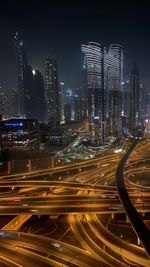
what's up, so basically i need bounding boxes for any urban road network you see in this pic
[0,133,150,266]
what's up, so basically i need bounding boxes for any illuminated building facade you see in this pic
[9,88,18,117]
[74,98,82,122]
[140,84,150,120]
[122,80,130,134]
[74,97,87,122]
[48,129,68,145]
[59,82,65,123]
[0,87,9,118]
[14,32,28,117]
[129,66,140,135]
[0,119,39,155]
[44,58,60,127]
[64,103,71,124]
[82,42,123,141]
[81,56,88,99]
[107,44,123,136]
[31,69,46,122]
[81,42,107,143]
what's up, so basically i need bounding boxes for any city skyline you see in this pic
[0,0,150,89]
[0,2,150,266]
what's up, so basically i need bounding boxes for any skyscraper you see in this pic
[129,66,140,135]
[0,87,9,118]
[122,80,130,118]
[74,97,82,122]
[81,57,88,120]
[13,32,28,116]
[140,84,150,119]
[81,42,107,143]
[44,58,60,127]
[107,44,123,136]
[64,103,71,124]
[122,80,130,134]
[59,82,65,123]
[31,69,46,122]
[65,88,74,121]
[82,42,123,142]
[81,57,88,99]
[9,88,18,117]
[22,64,33,119]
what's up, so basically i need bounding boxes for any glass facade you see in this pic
[82,42,123,140]
[45,58,60,127]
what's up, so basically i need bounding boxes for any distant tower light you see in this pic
[32,69,36,76]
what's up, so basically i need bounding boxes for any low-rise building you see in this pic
[0,119,39,156]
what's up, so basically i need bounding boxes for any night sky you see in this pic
[0,0,150,89]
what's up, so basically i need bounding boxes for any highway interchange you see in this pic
[0,135,150,266]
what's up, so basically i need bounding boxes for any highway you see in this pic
[116,139,150,257]
[0,136,149,266]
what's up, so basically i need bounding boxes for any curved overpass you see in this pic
[116,139,150,257]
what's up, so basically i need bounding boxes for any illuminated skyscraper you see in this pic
[31,69,46,122]
[140,84,150,119]
[22,65,33,119]
[107,44,123,136]
[64,103,71,124]
[81,42,107,143]
[9,88,18,117]
[122,80,130,134]
[13,32,28,116]
[81,56,88,99]
[0,87,9,118]
[59,82,65,123]
[82,42,123,141]
[129,66,140,135]
[44,58,60,127]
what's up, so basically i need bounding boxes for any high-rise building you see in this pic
[22,64,33,119]
[14,32,28,116]
[81,58,88,119]
[44,58,60,127]
[122,80,130,134]
[9,88,18,117]
[64,103,71,124]
[129,66,140,135]
[81,56,88,99]
[31,69,46,122]
[59,82,65,123]
[65,88,74,120]
[74,96,87,122]
[81,42,107,143]
[122,80,130,118]
[0,87,10,118]
[140,84,150,119]
[107,44,123,136]
[82,42,123,142]
[14,32,47,121]
[74,97,82,122]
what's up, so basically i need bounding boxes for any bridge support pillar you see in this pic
[111,213,115,220]
[51,157,54,168]
[137,236,141,246]
[28,159,32,172]
[8,161,11,174]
